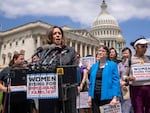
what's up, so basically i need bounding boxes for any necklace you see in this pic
[100,63,105,68]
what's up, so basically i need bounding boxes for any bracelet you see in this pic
[113,96,118,100]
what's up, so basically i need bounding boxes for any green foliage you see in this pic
[0,92,3,111]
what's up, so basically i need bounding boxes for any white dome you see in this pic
[92,14,118,27]
[91,1,119,28]
[89,0,125,58]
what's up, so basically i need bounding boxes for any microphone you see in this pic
[40,44,57,63]
[43,44,56,58]
[54,46,62,53]
[42,44,51,50]
[32,47,43,58]
[61,49,69,55]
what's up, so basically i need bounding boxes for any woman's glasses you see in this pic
[140,45,148,48]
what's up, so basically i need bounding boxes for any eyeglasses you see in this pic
[140,45,148,48]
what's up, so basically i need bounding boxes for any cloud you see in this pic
[108,0,150,22]
[0,0,150,26]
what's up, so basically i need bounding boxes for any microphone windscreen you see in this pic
[42,44,56,50]
[36,47,43,52]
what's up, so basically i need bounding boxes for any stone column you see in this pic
[93,47,96,56]
[106,40,108,47]
[69,40,72,47]
[37,35,41,48]
[84,44,87,57]
[113,40,116,48]
[75,41,78,52]
[110,40,112,47]
[80,43,83,57]
[89,46,92,55]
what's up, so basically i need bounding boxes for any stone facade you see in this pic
[0,1,125,68]
[0,21,99,68]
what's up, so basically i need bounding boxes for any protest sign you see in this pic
[76,91,90,109]
[81,56,95,67]
[26,73,58,99]
[99,102,122,113]
[131,63,150,81]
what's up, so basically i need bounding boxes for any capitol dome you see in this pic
[91,0,120,32]
[92,13,119,28]
[90,0,126,58]
[92,1,119,28]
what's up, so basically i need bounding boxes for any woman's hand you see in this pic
[77,85,82,93]
[126,76,136,81]
[120,80,126,86]
[109,96,118,106]
[1,86,11,93]
[88,96,92,107]
[122,86,128,91]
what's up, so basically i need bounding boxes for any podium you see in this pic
[8,68,33,113]
[8,65,78,113]
[26,65,78,100]
[36,65,78,113]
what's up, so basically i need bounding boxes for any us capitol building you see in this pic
[0,0,125,69]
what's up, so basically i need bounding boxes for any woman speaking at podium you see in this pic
[0,53,33,113]
[39,26,78,113]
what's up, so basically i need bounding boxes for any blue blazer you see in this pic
[88,59,120,100]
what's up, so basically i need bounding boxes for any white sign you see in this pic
[26,73,58,99]
[10,85,27,92]
[132,63,150,81]
[76,91,90,109]
[81,56,95,67]
[99,102,122,113]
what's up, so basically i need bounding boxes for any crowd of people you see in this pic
[78,37,150,113]
[0,25,150,113]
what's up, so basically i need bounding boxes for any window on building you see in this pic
[4,44,6,49]
[3,57,6,65]
[104,41,106,45]
[2,54,6,65]
[16,41,18,46]
[22,40,25,44]
[8,55,11,63]
[35,39,37,44]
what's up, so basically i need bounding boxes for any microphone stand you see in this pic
[2,72,11,113]
[59,51,66,113]
[7,75,11,113]
[59,49,70,113]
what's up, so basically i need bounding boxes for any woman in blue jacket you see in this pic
[88,45,120,113]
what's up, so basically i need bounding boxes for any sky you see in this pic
[0,0,150,54]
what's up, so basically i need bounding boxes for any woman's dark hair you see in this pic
[9,53,24,66]
[109,47,117,58]
[130,36,146,49]
[45,26,66,45]
[122,47,132,56]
